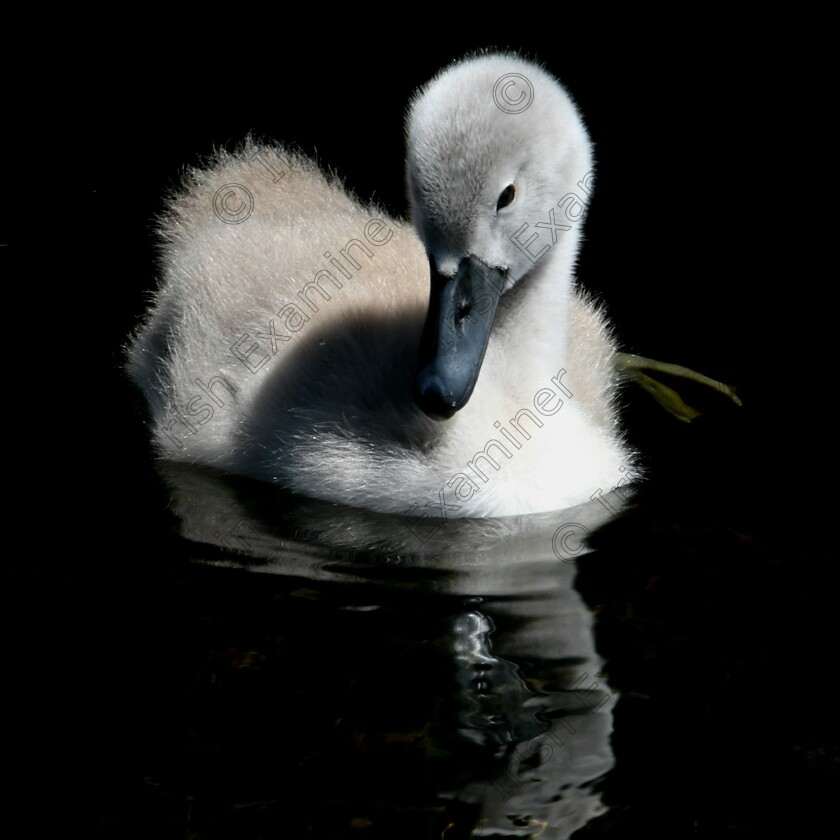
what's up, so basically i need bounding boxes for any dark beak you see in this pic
[414,256,507,420]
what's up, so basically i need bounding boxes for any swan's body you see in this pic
[128,54,635,517]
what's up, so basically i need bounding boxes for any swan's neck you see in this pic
[495,228,581,372]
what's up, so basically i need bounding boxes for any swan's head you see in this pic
[406,53,593,419]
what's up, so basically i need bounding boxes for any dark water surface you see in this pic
[86,429,832,838]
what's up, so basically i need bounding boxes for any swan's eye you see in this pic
[496,183,516,211]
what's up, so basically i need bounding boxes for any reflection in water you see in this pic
[447,610,614,839]
[139,463,627,838]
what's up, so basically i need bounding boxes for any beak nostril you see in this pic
[455,301,472,325]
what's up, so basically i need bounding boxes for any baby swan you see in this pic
[128,53,635,518]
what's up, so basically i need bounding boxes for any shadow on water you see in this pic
[100,462,627,839]
[96,454,834,839]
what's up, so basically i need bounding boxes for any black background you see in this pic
[20,26,809,837]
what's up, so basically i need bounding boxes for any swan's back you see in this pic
[128,143,431,472]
